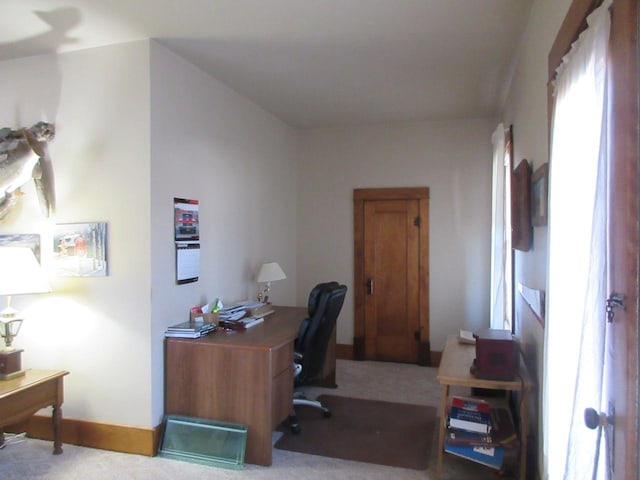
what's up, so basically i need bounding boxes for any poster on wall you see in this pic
[53,223,108,277]
[174,198,200,284]
[174,198,199,241]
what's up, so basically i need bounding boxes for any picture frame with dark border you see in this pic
[512,159,532,251]
[531,163,549,227]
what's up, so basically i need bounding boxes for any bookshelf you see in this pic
[436,335,534,479]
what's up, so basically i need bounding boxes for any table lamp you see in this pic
[255,262,286,303]
[0,247,51,380]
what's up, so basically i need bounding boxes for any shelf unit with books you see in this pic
[444,395,520,472]
[436,335,534,479]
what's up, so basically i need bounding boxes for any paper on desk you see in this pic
[458,330,476,344]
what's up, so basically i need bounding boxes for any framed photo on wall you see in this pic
[511,159,532,251]
[531,163,549,226]
[53,223,108,277]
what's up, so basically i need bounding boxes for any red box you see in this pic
[471,329,517,380]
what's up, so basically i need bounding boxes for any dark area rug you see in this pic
[274,394,437,470]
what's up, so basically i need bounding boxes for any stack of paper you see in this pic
[218,305,247,321]
[165,320,217,338]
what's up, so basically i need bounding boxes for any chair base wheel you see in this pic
[288,414,301,434]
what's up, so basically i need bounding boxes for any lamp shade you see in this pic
[0,247,51,296]
[255,262,286,283]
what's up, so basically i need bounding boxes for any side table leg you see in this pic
[52,405,63,455]
[436,384,450,477]
[519,391,529,480]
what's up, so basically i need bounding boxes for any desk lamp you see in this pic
[0,247,51,380]
[255,262,286,303]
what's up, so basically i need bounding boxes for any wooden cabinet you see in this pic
[165,306,306,466]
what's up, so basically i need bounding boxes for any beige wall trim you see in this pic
[8,416,161,456]
[338,342,443,368]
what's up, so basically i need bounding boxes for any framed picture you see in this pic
[174,198,200,241]
[511,159,532,251]
[531,163,549,227]
[53,223,108,277]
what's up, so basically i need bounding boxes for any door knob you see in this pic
[584,407,613,429]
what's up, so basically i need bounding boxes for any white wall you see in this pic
[296,118,495,351]
[0,41,153,426]
[500,0,572,475]
[148,42,298,425]
[0,39,299,431]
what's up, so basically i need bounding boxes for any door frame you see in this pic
[353,187,430,364]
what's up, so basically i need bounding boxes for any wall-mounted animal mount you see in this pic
[0,122,56,220]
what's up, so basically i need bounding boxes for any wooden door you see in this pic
[607,0,638,476]
[353,188,430,365]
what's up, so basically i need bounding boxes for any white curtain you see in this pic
[490,124,511,330]
[543,2,611,479]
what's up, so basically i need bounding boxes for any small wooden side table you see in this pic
[436,335,534,479]
[0,369,69,454]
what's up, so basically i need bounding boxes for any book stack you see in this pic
[444,396,518,470]
[218,305,247,321]
[165,320,217,339]
[218,316,264,331]
[217,301,271,331]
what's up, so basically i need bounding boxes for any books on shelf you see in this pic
[447,396,493,434]
[444,443,504,470]
[489,407,519,448]
[444,396,519,471]
[448,406,492,434]
[446,427,492,446]
[451,395,491,413]
[446,410,518,448]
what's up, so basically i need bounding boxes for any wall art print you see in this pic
[53,223,108,277]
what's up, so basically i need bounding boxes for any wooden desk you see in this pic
[164,306,307,466]
[0,369,69,454]
[436,335,534,479]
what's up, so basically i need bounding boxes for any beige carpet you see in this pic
[0,360,506,479]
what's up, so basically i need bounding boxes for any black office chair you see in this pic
[288,282,347,434]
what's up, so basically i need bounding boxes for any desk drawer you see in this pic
[272,342,293,377]
[272,366,294,428]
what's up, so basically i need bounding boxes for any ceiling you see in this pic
[1,0,533,129]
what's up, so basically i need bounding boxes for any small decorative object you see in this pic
[0,247,51,380]
[53,223,108,277]
[511,159,532,251]
[531,163,549,227]
[0,122,56,220]
[255,262,286,303]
